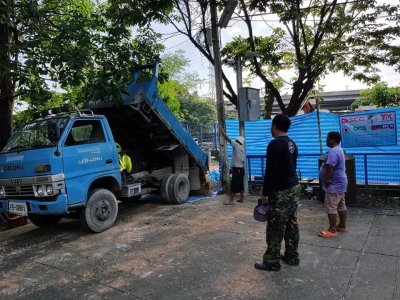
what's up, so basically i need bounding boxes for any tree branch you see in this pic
[174,0,190,33]
[296,0,309,58]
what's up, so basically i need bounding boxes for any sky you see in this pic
[153,0,400,98]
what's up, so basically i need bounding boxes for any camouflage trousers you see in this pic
[263,185,301,264]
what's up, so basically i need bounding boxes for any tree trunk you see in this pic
[0,95,13,150]
[286,80,314,116]
[0,18,14,150]
[263,88,274,119]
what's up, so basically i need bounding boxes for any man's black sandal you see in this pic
[281,255,300,266]
[254,261,281,271]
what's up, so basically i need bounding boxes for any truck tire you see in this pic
[161,174,174,203]
[80,188,118,233]
[166,174,190,204]
[28,214,61,228]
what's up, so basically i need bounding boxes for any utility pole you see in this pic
[316,82,323,155]
[316,98,323,155]
[235,56,249,193]
[210,0,230,193]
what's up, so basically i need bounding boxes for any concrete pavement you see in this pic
[0,195,399,299]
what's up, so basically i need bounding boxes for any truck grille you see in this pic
[4,185,34,197]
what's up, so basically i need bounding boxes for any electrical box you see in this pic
[238,87,260,121]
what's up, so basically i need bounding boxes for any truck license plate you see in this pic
[8,202,28,216]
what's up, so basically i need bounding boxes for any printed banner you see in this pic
[339,111,397,147]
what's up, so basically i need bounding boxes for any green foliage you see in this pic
[226,113,238,120]
[350,98,374,111]
[159,51,215,124]
[13,90,78,129]
[222,28,293,74]
[158,80,186,117]
[351,83,400,110]
[161,51,189,78]
[161,51,203,91]
[180,94,217,125]
[0,0,169,145]
[107,0,173,26]
[158,77,217,124]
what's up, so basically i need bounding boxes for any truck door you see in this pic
[62,119,117,205]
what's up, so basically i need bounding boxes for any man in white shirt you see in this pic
[220,128,245,204]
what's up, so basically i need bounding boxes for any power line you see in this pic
[160,32,181,42]
[230,0,360,20]
[167,39,191,50]
[229,0,400,22]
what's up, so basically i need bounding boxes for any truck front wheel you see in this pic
[28,214,61,228]
[80,189,118,233]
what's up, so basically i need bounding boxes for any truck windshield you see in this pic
[1,117,70,153]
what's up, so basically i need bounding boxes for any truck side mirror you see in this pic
[48,122,60,143]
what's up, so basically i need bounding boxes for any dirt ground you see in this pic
[0,195,399,299]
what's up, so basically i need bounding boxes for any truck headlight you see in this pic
[33,182,61,197]
[46,185,53,195]
[0,186,5,198]
[37,186,44,196]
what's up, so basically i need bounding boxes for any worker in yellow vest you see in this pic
[116,143,132,173]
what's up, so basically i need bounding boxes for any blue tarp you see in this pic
[226,107,400,185]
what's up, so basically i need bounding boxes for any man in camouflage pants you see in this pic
[255,114,301,272]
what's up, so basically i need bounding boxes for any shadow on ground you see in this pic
[1,195,399,300]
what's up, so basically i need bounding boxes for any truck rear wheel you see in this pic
[28,214,61,228]
[162,174,190,204]
[80,188,118,233]
[161,174,174,203]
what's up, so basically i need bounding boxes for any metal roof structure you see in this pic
[271,90,362,114]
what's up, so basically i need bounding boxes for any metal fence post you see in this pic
[247,157,251,184]
[364,154,368,187]
[200,124,204,144]
[261,156,265,178]
[213,123,217,149]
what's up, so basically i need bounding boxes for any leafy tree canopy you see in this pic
[150,0,400,117]
[180,93,217,125]
[159,51,216,124]
[161,50,204,92]
[158,80,186,117]
[221,0,400,116]
[0,0,168,148]
[351,82,400,110]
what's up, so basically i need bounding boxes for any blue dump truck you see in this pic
[0,63,209,232]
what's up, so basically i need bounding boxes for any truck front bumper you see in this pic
[0,194,68,215]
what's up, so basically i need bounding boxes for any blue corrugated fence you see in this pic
[226,107,400,186]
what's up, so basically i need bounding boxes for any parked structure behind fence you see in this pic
[183,123,218,150]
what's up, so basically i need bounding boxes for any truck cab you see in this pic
[0,112,122,232]
[0,63,209,233]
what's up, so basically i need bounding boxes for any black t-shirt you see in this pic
[263,135,299,196]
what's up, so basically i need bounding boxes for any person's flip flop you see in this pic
[336,226,348,233]
[317,230,338,238]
